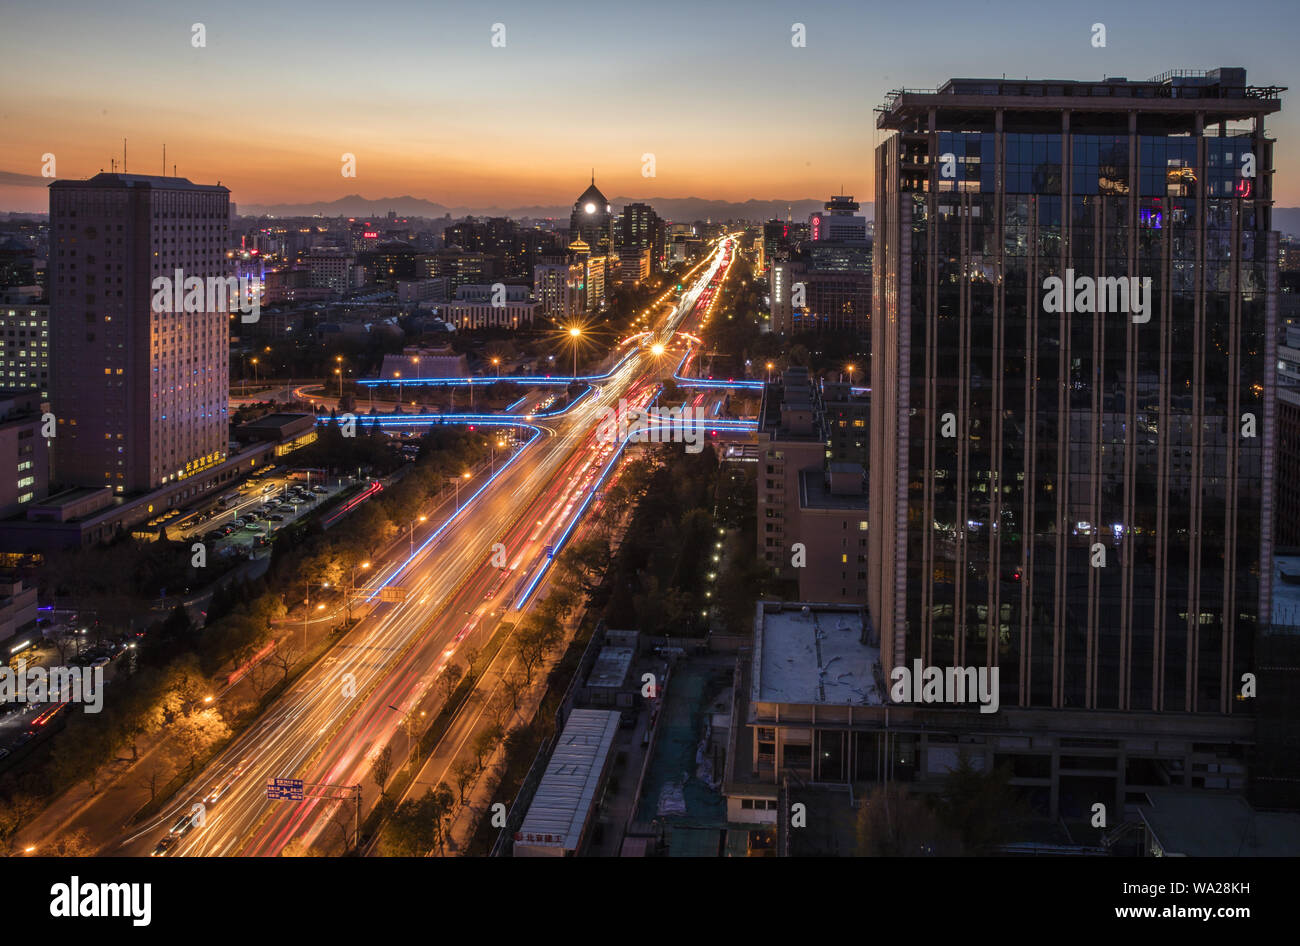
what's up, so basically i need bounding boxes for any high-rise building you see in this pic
[869,68,1284,814]
[49,173,230,493]
[618,202,664,269]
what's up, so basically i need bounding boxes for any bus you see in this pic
[217,492,240,510]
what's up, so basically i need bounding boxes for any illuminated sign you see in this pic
[811,215,821,240]
[363,231,379,239]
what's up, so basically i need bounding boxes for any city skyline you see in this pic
[3,0,1300,212]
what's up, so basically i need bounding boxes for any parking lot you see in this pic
[197,478,346,559]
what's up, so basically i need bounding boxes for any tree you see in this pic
[452,758,478,805]
[429,782,456,854]
[485,689,512,731]
[502,671,528,711]
[439,662,463,704]
[933,755,1026,854]
[470,725,503,770]
[461,647,480,681]
[280,838,323,857]
[855,783,959,857]
[168,709,231,774]
[44,829,95,857]
[370,745,393,801]
[512,624,548,684]
[0,791,41,855]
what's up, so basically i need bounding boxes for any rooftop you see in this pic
[50,172,229,193]
[877,67,1284,129]
[752,602,882,706]
[1139,789,1300,856]
[586,645,634,689]
[516,708,621,852]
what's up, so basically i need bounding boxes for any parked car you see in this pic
[311,485,327,493]
[268,514,285,522]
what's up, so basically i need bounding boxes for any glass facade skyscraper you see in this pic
[870,68,1284,716]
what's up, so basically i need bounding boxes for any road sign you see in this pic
[266,778,304,801]
[379,586,409,603]
[543,545,554,559]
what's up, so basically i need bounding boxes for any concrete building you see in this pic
[444,283,538,330]
[0,303,49,398]
[49,173,231,494]
[0,391,48,519]
[618,247,651,284]
[533,262,583,322]
[0,574,38,650]
[725,601,1260,824]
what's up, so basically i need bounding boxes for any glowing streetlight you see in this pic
[845,364,856,386]
[651,343,665,357]
[765,361,774,383]
[567,326,582,377]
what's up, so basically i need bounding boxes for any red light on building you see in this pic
[363,231,379,239]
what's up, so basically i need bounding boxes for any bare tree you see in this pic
[370,745,393,801]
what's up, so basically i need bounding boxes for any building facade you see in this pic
[49,173,230,494]
[869,68,1282,722]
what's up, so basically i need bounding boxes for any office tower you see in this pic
[809,194,868,242]
[49,173,230,493]
[871,67,1282,718]
[569,175,614,257]
[618,202,664,269]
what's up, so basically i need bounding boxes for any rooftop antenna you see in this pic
[123,137,127,173]
[162,143,166,176]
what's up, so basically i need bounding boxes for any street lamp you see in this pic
[765,361,774,383]
[410,515,427,556]
[346,561,370,623]
[251,357,259,390]
[568,326,582,378]
[491,356,501,377]
[394,370,402,404]
[456,471,471,511]
[845,364,856,386]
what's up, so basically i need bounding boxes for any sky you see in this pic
[2,0,1299,213]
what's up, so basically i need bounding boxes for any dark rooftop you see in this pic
[50,172,229,193]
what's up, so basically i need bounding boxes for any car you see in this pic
[620,708,637,729]
[221,525,237,536]
[244,512,259,522]
[90,656,110,669]
[311,485,327,493]
[268,514,285,522]
[12,731,34,747]
[169,813,195,836]
[151,836,176,856]
[0,747,10,760]
[299,494,316,503]
[203,781,232,806]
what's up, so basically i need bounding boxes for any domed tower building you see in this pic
[569,173,615,310]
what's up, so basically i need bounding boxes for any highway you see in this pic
[115,235,738,857]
